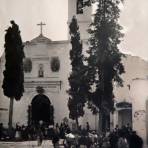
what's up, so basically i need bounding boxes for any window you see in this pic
[23,58,32,73]
[77,0,83,14]
[50,57,60,72]
[38,64,44,77]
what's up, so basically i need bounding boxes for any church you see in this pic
[0,0,148,144]
[0,0,97,129]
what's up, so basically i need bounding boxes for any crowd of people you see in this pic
[63,123,143,148]
[104,124,143,148]
[0,122,144,148]
[0,122,70,141]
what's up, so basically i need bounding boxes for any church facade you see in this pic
[0,34,70,126]
[0,0,98,129]
[0,0,148,143]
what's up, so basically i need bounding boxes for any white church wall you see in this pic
[48,42,70,124]
[24,43,50,78]
[13,94,30,126]
[114,55,148,103]
[0,94,9,127]
[130,78,148,144]
[47,41,70,79]
[0,54,11,127]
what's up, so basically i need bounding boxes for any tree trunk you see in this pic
[76,117,79,130]
[99,111,110,133]
[8,97,14,129]
[99,111,103,133]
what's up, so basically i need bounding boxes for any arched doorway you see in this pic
[29,94,54,125]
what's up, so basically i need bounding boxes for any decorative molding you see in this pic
[31,57,49,61]
[24,80,62,93]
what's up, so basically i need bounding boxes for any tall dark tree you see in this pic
[85,0,125,131]
[2,21,24,129]
[67,16,88,127]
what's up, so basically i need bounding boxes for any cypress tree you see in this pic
[68,16,88,127]
[2,21,24,129]
[85,0,125,131]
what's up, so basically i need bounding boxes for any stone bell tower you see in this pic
[68,0,92,40]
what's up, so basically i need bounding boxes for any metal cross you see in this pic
[37,22,46,35]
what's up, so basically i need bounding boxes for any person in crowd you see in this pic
[129,131,143,148]
[105,128,110,137]
[115,124,119,133]
[55,123,60,134]
[117,131,129,148]
[109,131,118,148]
[86,122,90,132]
[102,136,110,148]
[126,123,132,132]
[78,125,82,135]
[0,123,4,140]
[52,126,60,148]
[29,125,36,140]
[21,125,28,140]
[60,122,65,138]
[44,125,48,139]
[36,125,44,146]
[15,123,21,140]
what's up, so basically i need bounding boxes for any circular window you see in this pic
[50,57,60,72]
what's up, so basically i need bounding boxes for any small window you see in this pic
[77,0,83,14]
[38,64,44,77]
[23,58,32,73]
[50,57,60,72]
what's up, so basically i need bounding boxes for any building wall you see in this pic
[113,55,148,129]
[0,37,97,130]
[130,78,148,145]
[68,0,92,40]
[114,55,148,103]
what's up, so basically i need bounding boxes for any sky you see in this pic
[0,0,148,60]
[0,0,68,55]
[119,0,148,60]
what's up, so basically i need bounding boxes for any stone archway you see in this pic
[29,94,54,125]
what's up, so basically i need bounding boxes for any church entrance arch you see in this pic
[29,94,54,125]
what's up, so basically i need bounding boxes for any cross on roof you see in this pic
[37,22,46,35]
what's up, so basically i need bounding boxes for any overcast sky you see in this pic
[120,0,148,60]
[0,0,148,60]
[0,0,68,55]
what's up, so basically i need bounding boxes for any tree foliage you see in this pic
[67,16,88,123]
[85,0,125,114]
[2,21,24,101]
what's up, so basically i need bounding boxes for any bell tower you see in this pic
[68,0,92,40]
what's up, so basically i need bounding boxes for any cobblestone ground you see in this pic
[0,141,147,148]
[0,140,64,148]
